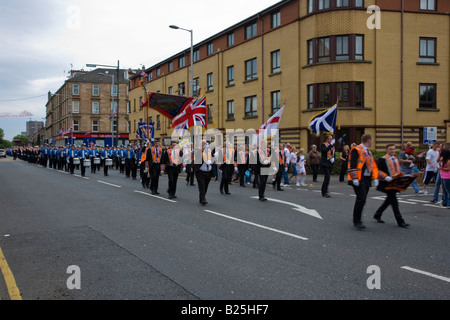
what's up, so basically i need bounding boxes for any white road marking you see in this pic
[251,197,322,220]
[204,210,308,241]
[423,204,447,209]
[406,199,429,203]
[74,174,90,180]
[97,180,122,188]
[371,196,417,205]
[134,190,177,203]
[401,266,450,283]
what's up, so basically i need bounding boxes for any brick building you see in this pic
[129,0,449,150]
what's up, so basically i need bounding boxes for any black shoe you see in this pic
[259,198,267,202]
[190,183,196,186]
[220,190,224,194]
[172,195,177,199]
[225,192,231,195]
[354,222,366,230]
[168,195,174,199]
[374,216,385,223]
[323,194,331,198]
[277,188,284,191]
[398,222,410,228]
[155,191,160,195]
[200,201,208,206]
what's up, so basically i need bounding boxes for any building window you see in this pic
[111,120,117,133]
[149,71,153,81]
[156,115,161,130]
[419,84,436,109]
[245,22,257,40]
[127,101,130,114]
[207,105,213,124]
[156,68,161,77]
[92,102,99,114]
[92,120,99,133]
[73,120,79,132]
[420,0,436,11]
[72,101,80,113]
[308,82,364,109]
[271,50,281,74]
[336,0,349,7]
[271,91,281,114]
[112,85,118,97]
[193,78,200,96]
[419,38,436,63]
[92,85,99,96]
[318,0,330,10]
[193,49,200,62]
[308,0,364,13]
[168,61,173,72]
[272,11,281,28]
[308,34,364,64]
[178,82,185,96]
[207,42,214,56]
[207,73,213,91]
[168,86,173,95]
[245,96,257,117]
[179,56,185,68]
[245,58,257,81]
[228,33,234,47]
[227,66,235,86]
[227,100,235,120]
[73,84,79,95]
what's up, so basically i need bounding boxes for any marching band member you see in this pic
[320,135,335,198]
[101,146,111,176]
[374,144,409,228]
[147,141,162,195]
[162,141,183,199]
[90,146,99,174]
[237,145,249,187]
[78,144,89,177]
[348,134,388,230]
[184,143,195,186]
[140,143,151,189]
[67,145,77,174]
[219,141,235,195]
[123,145,134,178]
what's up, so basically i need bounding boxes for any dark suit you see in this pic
[374,157,406,225]
[320,143,335,196]
[162,148,183,198]
[257,149,272,200]
[193,147,214,205]
[147,147,162,194]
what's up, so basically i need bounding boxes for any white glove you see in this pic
[273,167,278,174]
[234,167,238,173]
[182,167,186,172]
[263,160,270,165]
[206,160,212,165]
[331,139,336,146]
[385,176,393,182]
[352,179,360,187]
[285,167,288,172]
[372,179,379,187]
[330,158,335,164]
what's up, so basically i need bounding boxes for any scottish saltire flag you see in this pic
[171,95,207,136]
[308,103,338,137]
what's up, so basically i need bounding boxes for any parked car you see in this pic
[0,149,6,158]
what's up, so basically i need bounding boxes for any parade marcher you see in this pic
[119,146,125,174]
[41,144,49,167]
[148,141,162,195]
[374,144,409,228]
[348,134,388,230]
[101,146,111,176]
[272,143,285,191]
[123,145,134,178]
[237,144,249,187]
[162,141,183,199]
[67,145,77,174]
[78,145,89,177]
[194,140,213,206]
[90,146,99,174]
[219,141,234,195]
[58,146,65,171]
[184,143,195,186]
[339,145,349,182]
[140,143,151,189]
[257,141,274,201]
[320,135,336,198]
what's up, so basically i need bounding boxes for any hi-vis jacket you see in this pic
[347,145,387,183]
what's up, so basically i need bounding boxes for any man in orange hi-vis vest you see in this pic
[348,134,388,230]
[162,141,183,199]
[147,141,163,195]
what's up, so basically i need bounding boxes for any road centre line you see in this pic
[401,266,450,283]
[134,190,177,203]
[204,210,309,241]
[97,180,122,188]
[0,246,22,300]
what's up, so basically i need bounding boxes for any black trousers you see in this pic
[220,164,231,193]
[140,162,150,187]
[339,162,348,182]
[166,166,180,196]
[103,159,109,176]
[196,170,211,203]
[80,160,87,176]
[185,164,195,185]
[69,158,75,174]
[259,174,269,199]
[352,176,372,224]
[150,163,161,192]
[273,165,285,189]
[238,164,247,186]
[321,163,331,195]
[311,164,319,182]
[374,190,405,224]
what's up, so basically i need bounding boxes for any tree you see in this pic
[0,128,12,148]
[12,134,29,146]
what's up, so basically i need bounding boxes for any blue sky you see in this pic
[0,0,280,141]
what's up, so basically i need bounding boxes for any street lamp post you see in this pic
[87,61,120,146]
[98,73,115,147]
[169,25,194,97]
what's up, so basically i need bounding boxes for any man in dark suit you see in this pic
[320,135,335,198]
[162,141,183,199]
[193,140,213,206]
[257,141,273,202]
[147,141,162,195]
[374,144,410,228]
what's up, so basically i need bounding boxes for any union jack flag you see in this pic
[171,95,207,134]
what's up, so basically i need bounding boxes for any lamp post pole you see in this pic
[169,25,194,97]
